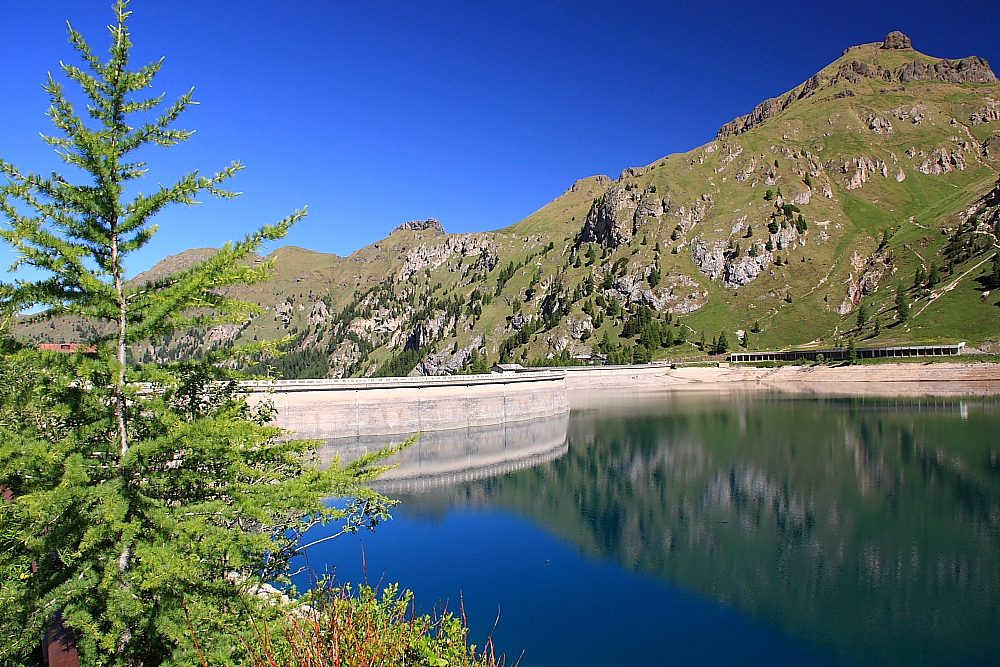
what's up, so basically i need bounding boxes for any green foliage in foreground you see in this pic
[0,343,403,666]
[236,583,505,667]
[0,4,412,665]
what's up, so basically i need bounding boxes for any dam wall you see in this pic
[246,371,569,440]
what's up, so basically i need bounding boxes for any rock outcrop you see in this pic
[837,248,894,315]
[273,300,294,325]
[392,218,446,235]
[724,250,774,288]
[832,61,893,85]
[717,96,794,139]
[735,156,758,182]
[984,135,1000,162]
[868,114,893,134]
[971,99,1000,125]
[328,339,362,377]
[566,315,593,340]
[396,234,499,281]
[691,220,800,289]
[845,156,878,189]
[690,236,774,289]
[919,148,967,175]
[897,57,998,84]
[605,273,707,314]
[568,175,613,196]
[412,336,483,376]
[306,301,329,326]
[579,183,667,248]
[881,31,912,50]
[690,238,727,282]
[674,194,714,234]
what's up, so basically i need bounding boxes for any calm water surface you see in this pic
[297,390,1000,667]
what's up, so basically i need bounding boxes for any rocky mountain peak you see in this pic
[717,32,997,140]
[393,218,445,235]
[568,175,612,194]
[881,31,913,50]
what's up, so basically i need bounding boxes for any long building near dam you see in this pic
[728,342,965,364]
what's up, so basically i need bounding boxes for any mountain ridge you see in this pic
[17,32,1000,376]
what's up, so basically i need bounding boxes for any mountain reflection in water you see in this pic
[310,391,1000,667]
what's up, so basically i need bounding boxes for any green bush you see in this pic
[235,583,504,667]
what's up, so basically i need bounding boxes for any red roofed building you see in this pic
[38,343,97,353]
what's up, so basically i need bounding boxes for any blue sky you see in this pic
[2,0,999,276]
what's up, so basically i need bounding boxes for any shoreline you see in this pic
[264,362,999,441]
[564,361,1000,398]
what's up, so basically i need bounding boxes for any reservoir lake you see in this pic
[295,389,1000,667]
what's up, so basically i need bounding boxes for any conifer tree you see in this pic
[927,263,940,287]
[896,283,910,321]
[0,5,401,665]
[661,321,674,347]
[856,302,869,329]
[600,329,613,354]
[715,331,729,354]
[647,264,661,288]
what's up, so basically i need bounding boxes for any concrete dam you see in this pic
[246,371,571,489]
[247,370,569,439]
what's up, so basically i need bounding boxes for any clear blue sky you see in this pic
[2,0,998,276]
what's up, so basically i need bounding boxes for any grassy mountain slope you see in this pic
[18,33,1000,376]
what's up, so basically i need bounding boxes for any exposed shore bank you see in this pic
[564,362,1000,398]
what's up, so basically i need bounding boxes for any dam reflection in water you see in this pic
[299,391,1000,667]
[315,412,569,492]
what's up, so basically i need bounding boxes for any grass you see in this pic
[228,582,508,667]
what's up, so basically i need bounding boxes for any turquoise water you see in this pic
[297,391,1000,666]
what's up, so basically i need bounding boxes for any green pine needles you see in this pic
[0,3,402,666]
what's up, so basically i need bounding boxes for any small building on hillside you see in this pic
[38,343,98,353]
[493,363,525,373]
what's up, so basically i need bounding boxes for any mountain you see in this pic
[17,32,1000,377]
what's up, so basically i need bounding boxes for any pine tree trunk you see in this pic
[112,221,128,460]
[111,221,135,660]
